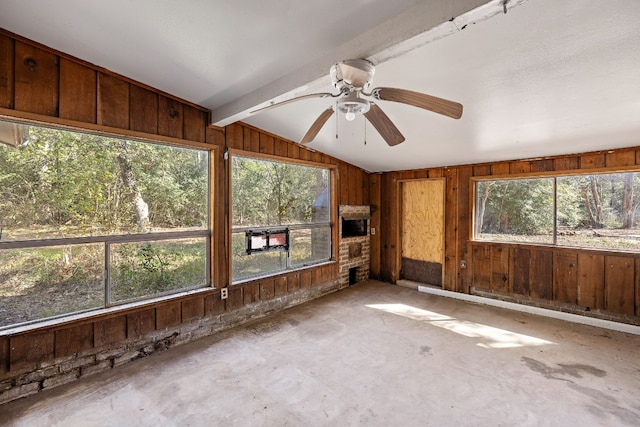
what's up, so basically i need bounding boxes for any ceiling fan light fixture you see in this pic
[336,92,370,120]
[345,106,356,121]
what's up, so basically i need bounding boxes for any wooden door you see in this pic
[400,179,445,286]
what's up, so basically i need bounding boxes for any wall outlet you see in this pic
[221,287,228,299]
[371,227,375,235]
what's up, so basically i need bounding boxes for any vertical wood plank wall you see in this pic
[0,30,370,385]
[372,151,640,322]
[2,25,639,401]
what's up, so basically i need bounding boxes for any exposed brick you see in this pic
[96,348,125,362]
[140,345,156,355]
[152,332,179,352]
[0,382,40,405]
[42,370,79,389]
[338,208,369,258]
[188,326,212,341]
[338,209,370,286]
[0,279,345,406]
[0,379,12,392]
[59,355,95,373]
[179,322,201,335]
[113,350,141,367]
[36,360,60,370]
[129,334,156,350]
[339,205,370,218]
[17,365,58,386]
[81,360,112,377]
[173,334,193,347]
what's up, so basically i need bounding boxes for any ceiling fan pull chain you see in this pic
[335,107,339,139]
[364,118,367,145]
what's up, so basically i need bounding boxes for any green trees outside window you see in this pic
[0,120,210,329]
[475,172,640,251]
[231,155,332,282]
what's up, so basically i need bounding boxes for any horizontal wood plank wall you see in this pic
[372,147,640,321]
[0,30,370,394]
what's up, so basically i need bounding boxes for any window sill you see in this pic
[232,259,336,286]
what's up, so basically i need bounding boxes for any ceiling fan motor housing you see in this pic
[330,59,375,91]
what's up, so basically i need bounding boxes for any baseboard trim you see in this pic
[410,283,640,336]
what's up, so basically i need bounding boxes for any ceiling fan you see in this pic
[250,59,463,146]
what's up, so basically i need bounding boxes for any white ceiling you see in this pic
[1,0,639,172]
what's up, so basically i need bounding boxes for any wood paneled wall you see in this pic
[468,242,639,317]
[0,29,370,388]
[371,166,471,294]
[2,294,222,377]
[373,148,640,321]
[0,30,209,142]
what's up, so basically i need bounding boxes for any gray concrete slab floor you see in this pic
[3,280,640,426]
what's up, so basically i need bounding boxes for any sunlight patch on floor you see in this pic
[366,303,554,349]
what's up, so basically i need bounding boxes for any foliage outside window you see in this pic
[0,120,210,329]
[231,154,332,282]
[475,172,640,251]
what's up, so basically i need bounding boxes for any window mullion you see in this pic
[105,242,111,307]
[553,177,558,246]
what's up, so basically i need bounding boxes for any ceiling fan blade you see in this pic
[300,108,334,144]
[250,93,338,115]
[364,103,405,146]
[370,87,463,119]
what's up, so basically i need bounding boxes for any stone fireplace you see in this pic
[338,205,371,287]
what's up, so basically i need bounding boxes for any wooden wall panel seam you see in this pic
[0,34,15,109]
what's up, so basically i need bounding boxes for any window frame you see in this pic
[471,167,640,253]
[227,149,337,284]
[0,116,215,331]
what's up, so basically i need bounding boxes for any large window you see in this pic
[231,154,332,282]
[0,120,210,329]
[475,171,640,251]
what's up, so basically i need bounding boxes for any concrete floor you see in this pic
[3,280,640,426]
